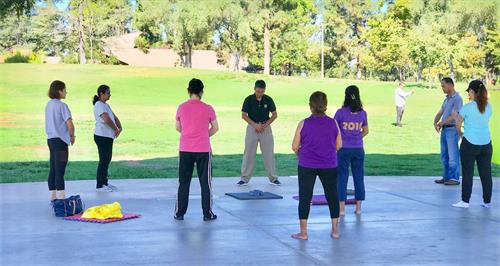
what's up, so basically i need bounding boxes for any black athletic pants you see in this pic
[298,166,340,219]
[47,138,68,191]
[94,135,114,188]
[460,137,493,204]
[175,151,214,217]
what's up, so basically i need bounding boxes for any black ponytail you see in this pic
[343,85,363,112]
[92,84,110,105]
[92,95,99,105]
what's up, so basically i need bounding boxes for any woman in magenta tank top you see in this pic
[291,91,342,240]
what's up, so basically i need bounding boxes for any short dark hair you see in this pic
[441,77,454,86]
[48,80,66,99]
[187,78,204,95]
[309,91,327,115]
[255,80,266,89]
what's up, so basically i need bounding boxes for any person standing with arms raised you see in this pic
[394,82,414,127]
[237,80,280,186]
[433,78,462,186]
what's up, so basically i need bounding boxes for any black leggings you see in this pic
[460,138,493,204]
[298,166,339,219]
[47,138,68,191]
[94,135,114,188]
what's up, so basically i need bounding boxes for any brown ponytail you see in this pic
[476,84,488,114]
[468,80,488,113]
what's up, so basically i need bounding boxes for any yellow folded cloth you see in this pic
[81,202,123,220]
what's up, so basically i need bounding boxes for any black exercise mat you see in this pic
[225,190,283,200]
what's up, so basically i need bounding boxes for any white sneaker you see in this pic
[96,185,113,192]
[107,184,118,190]
[452,201,469,208]
[481,202,492,208]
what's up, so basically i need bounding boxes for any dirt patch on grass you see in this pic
[0,113,43,128]
[114,156,165,170]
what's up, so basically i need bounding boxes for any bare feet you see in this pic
[291,233,308,240]
[355,210,362,215]
[339,212,345,216]
[331,232,340,239]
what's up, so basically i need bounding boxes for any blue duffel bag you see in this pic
[53,195,84,217]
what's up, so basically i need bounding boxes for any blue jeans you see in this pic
[337,148,365,201]
[440,127,460,181]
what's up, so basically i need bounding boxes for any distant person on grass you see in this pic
[174,78,219,221]
[45,80,75,202]
[394,82,415,127]
[238,80,280,186]
[291,91,342,240]
[92,85,122,192]
[453,80,493,209]
[334,85,369,215]
[433,77,462,186]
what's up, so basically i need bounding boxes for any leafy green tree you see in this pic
[32,1,69,56]
[133,0,171,51]
[322,0,377,79]
[0,12,32,52]
[169,0,214,67]
[213,0,252,71]
[247,0,316,75]
[0,0,35,18]
[484,29,500,83]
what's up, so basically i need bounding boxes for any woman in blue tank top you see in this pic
[291,91,342,240]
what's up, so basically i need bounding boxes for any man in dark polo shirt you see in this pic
[433,77,463,185]
[237,80,280,186]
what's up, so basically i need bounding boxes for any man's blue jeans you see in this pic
[440,127,460,181]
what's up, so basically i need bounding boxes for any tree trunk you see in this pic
[233,51,240,72]
[396,66,404,81]
[486,68,496,85]
[417,59,423,83]
[90,36,93,63]
[356,55,362,80]
[448,57,455,81]
[89,13,94,63]
[263,21,270,75]
[77,0,86,64]
[186,43,192,68]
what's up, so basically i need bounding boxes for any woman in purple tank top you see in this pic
[291,91,342,240]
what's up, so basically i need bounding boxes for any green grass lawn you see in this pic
[491,91,500,164]
[0,64,498,183]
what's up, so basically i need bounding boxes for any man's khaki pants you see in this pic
[241,124,278,182]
